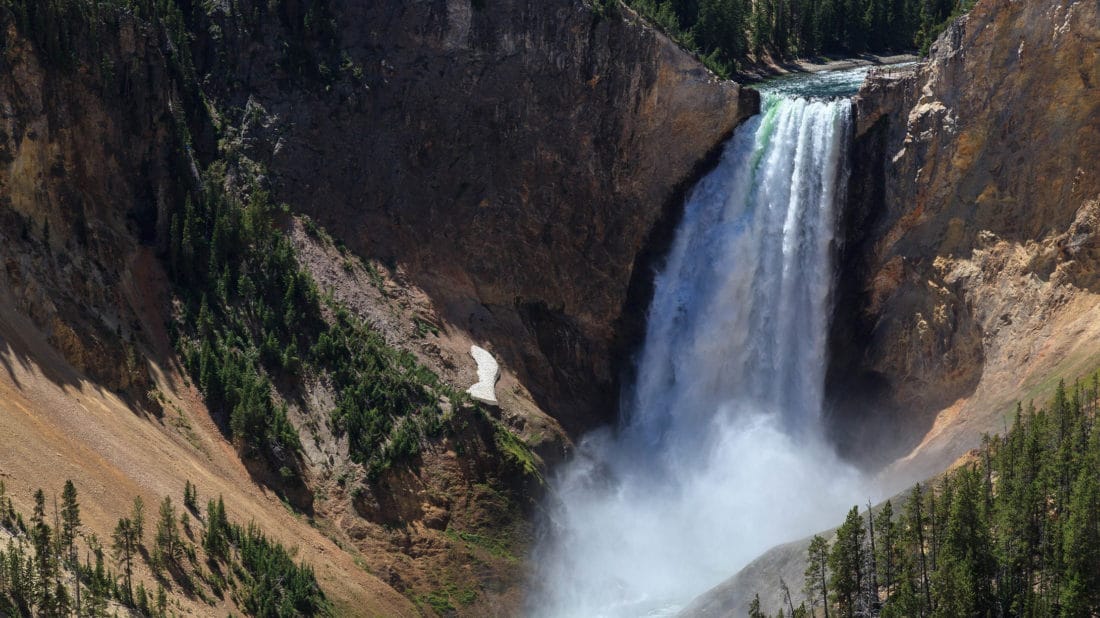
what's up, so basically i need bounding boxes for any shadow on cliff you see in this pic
[408,88,758,443]
[0,315,150,417]
[823,111,985,471]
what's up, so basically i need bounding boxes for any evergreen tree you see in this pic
[184,477,200,510]
[204,496,231,563]
[749,592,766,618]
[769,371,1100,618]
[1060,419,1100,615]
[111,517,138,604]
[874,500,898,598]
[829,506,865,617]
[60,480,81,566]
[623,0,976,74]
[155,496,181,567]
[30,489,56,611]
[932,466,995,616]
[131,496,145,543]
[805,534,831,618]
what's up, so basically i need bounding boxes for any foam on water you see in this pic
[532,67,878,617]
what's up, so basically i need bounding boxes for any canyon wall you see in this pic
[0,11,187,405]
[688,0,1100,614]
[198,0,757,435]
[0,1,752,614]
[829,0,1100,479]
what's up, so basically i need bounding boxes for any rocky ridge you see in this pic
[830,0,1100,480]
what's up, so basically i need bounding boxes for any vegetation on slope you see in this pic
[0,0,477,486]
[0,480,329,617]
[617,0,977,76]
[755,375,1100,617]
[0,1,542,612]
[166,165,466,483]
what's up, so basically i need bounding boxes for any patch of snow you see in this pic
[466,345,499,406]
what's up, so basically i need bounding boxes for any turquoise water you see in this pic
[754,63,904,99]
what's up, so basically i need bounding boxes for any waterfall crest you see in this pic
[534,72,873,617]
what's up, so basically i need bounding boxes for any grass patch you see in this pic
[416,582,478,614]
[493,421,542,483]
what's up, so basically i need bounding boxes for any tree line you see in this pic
[167,165,459,484]
[0,479,329,617]
[617,0,978,76]
[754,375,1100,617]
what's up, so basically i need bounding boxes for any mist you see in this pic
[531,75,881,617]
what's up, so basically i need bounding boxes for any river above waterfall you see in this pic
[531,67,882,617]
[755,65,874,99]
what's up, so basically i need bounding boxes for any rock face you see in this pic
[686,1,1099,615]
[830,0,1100,479]
[203,0,757,434]
[0,1,754,614]
[0,12,182,402]
[679,537,812,618]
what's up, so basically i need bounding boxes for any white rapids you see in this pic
[532,70,878,617]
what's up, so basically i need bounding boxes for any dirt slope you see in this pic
[0,281,416,617]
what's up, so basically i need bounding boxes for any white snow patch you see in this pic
[466,345,500,406]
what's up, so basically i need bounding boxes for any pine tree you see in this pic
[85,537,110,616]
[60,480,81,566]
[52,580,71,616]
[30,489,55,610]
[805,534,831,618]
[204,495,231,562]
[155,496,181,567]
[903,483,932,615]
[183,480,198,512]
[830,506,865,618]
[136,580,150,614]
[874,500,898,598]
[111,517,138,604]
[131,496,145,543]
[156,582,169,617]
[865,502,880,614]
[749,593,766,618]
[1060,419,1100,615]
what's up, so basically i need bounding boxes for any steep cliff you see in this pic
[0,11,178,403]
[0,1,751,615]
[683,0,1100,615]
[830,0,1100,480]
[192,0,756,436]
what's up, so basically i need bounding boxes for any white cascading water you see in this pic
[533,69,878,617]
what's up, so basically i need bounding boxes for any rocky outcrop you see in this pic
[829,0,1100,479]
[0,12,184,402]
[199,0,757,436]
[680,538,811,617]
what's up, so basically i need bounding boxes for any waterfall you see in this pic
[533,71,873,617]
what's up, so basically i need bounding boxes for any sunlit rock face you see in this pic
[830,0,1100,478]
[0,12,180,403]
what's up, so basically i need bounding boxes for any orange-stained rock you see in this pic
[830,0,1100,480]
